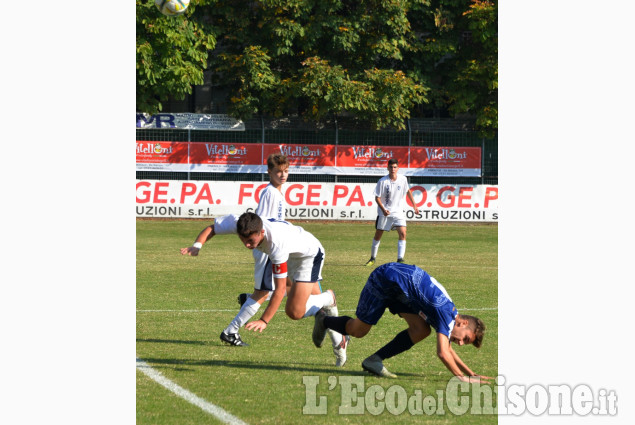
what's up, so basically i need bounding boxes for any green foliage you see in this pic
[136,1,216,114]
[136,0,497,135]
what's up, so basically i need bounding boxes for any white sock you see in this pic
[224,297,261,334]
[398,240,406,259]
[328,329,343,348]
[302,292,333,318]
[371,239,380,258]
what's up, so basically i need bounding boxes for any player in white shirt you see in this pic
[181,212,350,366]
[365,158,419,266]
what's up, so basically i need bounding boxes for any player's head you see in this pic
[267,153,289,171]
[236,212,265,249]
[266,154,289,187]
[451,314,485,348]
[387,158,399,174]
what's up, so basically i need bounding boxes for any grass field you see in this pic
[137,219,498,424]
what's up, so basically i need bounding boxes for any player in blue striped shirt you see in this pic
[314,262,493,382]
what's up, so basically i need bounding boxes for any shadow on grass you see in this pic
[137,356,429,379]
[137,338,214,346]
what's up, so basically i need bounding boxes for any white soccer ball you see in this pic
[155,0,190,16]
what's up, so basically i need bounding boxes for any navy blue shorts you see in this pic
[355,273,416,325]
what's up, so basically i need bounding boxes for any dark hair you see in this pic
[459,314,486,348]
[267,153,289,171]
[388,158,399,167]
[237,212,263,238]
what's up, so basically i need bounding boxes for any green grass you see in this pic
[137,220,498,424]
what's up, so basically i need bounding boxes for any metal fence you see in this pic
[136,117,498,185]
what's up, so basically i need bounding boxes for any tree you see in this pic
[136,0,497,135]
[136,1,216,113]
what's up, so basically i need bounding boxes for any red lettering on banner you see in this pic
[457,187,473,208]
[437,186,456,208]
[153,182,169,203]
[136,181,151,203]
[407,185,427,208]
[238,184,254,205]
[180,182,197,203]
[273,262,288,276]
[306,184,321,206]
[254,183,268,203]
[194,184,214,204]
[332,185,349,205]
[346,186,366,207]
[286,184,304,206]
[484,187,498,208]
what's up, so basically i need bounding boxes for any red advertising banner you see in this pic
[189,142,263,173]
[409,147,481,176]
[136,141,189,164]
[335,145,410,175]
[136,141,189,171]
[264,144,336,168]
[135,141,481,176]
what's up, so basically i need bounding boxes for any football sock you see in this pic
[374,330,415,360]
[324,316,353,335]
[302,292,333,318]
[397,240,406,259]
[225,297,260,334]
[371,239,380,258]
[328,329,343,348]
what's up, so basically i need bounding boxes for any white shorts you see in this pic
[253,249,275,291]
[287,247,324,283]
[375,215,406,231]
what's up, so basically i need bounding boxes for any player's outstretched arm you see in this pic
[436,333,467,378]
[438,333,495,382]
[245,276,286,332]
[180,225,216,256]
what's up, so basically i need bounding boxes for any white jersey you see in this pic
[257,219,321,266]
[374,174,410,218]
[255,183,285,220]
[212,214,323,281]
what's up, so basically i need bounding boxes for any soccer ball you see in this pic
[155,0,190,16]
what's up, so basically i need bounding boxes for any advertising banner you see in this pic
[135,141,190,172]
[189,142,264,173]
[136,181,498,222]
[335,145,411,176]
[136,113,245,130]
[265,144,337,173]
[409,147,481,177]
[136,142,482,176]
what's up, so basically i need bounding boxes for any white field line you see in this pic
[137,307,498,312]
[136,358,249,425]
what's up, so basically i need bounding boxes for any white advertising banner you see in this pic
[136,113,245,130]
[136,181,498,222]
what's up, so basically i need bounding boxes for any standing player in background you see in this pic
[365,158,419,266]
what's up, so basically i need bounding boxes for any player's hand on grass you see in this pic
[245,319,267,333]
[180,246,200,256]
[457,375,485,384]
